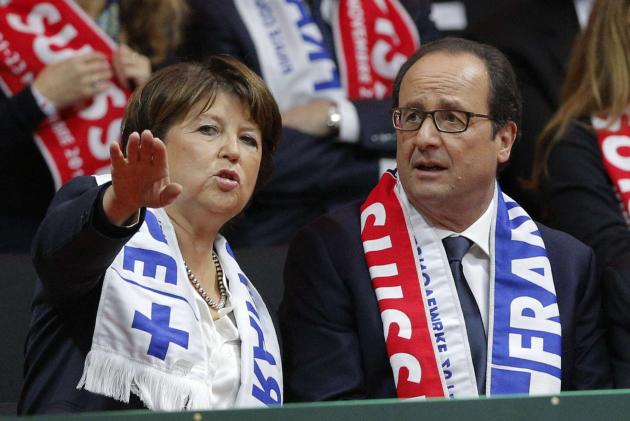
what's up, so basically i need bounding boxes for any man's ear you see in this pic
[495,121,517,164]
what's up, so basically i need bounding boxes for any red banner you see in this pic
[0,0,130,188]
[334,0,420,100]
[594,112,630,218]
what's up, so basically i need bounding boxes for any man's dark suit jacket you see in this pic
[280,201,611,401]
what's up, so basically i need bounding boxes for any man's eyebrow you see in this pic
[436,98,465,110]
[403,100,425,109]
[402,98,466,110]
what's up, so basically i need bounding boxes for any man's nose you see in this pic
[413,115,442,148]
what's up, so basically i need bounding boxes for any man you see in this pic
[280,37,611,401]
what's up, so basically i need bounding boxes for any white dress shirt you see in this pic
[191,282,241,409]
[434,194,496,333]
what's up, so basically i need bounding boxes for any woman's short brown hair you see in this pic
[121,56,282,190]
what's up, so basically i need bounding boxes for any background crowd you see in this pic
[2,0,630,414]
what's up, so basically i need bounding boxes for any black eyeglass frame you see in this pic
[391,107,494,134]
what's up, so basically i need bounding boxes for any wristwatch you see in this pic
[326,104,341,135]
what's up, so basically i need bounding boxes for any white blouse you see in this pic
[192,281,241,409]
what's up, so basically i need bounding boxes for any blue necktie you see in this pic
[442,236,487,395]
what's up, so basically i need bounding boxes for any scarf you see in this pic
[77,176,283,410]
[592,110,630,219]
[331,0,419,100]
[0,0,129,188]
[233,0,418,112]
[360,171,561,398]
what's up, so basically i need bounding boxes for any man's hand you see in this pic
[112,44,151,90]
[282,99,337,138]
[32,52,112,109]
[103,130,182,226]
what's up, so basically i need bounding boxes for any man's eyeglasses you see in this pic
[392,107,493,133]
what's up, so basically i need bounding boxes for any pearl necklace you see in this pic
[184,250,227,310]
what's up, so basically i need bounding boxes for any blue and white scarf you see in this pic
[77,176,283,410]
[234,0,345,112]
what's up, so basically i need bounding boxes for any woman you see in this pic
[18,57,283,414]
[531,0,629,387]
[0,0,187,252]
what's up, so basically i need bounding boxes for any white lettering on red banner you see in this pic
[334,0,419,100]
[594,112,630,217]
[0,0,130,188]
[360,173,446,398]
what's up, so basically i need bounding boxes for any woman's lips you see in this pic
[215,169,240,191]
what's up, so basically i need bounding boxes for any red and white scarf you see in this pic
[361,173,444,397]
[0,0,130,188]
[593,110,630,218]
[331,0,419,100]
[234,0,418,111]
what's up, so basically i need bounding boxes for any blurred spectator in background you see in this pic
[0,0,187,253]
[179,0,441,248]
[466,0,592,218]
[531,0,630,388]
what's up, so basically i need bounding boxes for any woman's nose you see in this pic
[220,134,241,162]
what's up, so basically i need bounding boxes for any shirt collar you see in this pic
[434,189,496,257]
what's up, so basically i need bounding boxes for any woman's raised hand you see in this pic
[103,130,182,226]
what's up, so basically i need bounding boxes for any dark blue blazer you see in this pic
[279,201,612,401]
[19,177,148,414]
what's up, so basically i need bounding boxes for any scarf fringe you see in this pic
[77,349,210,411]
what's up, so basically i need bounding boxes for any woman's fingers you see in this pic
[138,130,154,162]
[126,131,140,162]
[109,141,125,168]
[125,130,167,166]
[159,183,183,207]
[113,129,176,208]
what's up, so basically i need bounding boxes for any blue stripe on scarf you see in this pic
[490,188,561,394]
[111,267,199,321]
